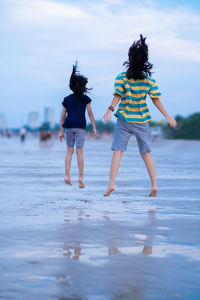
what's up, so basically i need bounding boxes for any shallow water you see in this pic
[0,137,200,299]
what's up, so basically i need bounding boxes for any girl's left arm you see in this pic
[86,103,97,137]
[152,98,177,128]
[59,107,67,142]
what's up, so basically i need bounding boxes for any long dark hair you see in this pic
[123,34,153,80]
[69,61,91,98]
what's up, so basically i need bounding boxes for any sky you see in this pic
[1,0,200,127]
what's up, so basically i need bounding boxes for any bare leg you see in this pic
[64,146,74,185]
[141,152,157,196]
[76,148,85,188]
[104,150,123,196]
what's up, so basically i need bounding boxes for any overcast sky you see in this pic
[1,0,200,127]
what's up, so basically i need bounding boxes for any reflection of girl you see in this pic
[59,63,97,188]
[103,35,177,197]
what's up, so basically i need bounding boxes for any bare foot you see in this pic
[104,188,115,197]
[78,178,85,189]
[149,188,157,197]
[64,176,72,186]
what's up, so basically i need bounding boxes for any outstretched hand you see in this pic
[58,131,65,142]
[93,129,98,138]
[166,116,177,128]
[103,111,112,123]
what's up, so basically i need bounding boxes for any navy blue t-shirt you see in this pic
[62,93,92,129]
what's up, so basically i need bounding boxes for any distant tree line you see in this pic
[151,112,200,140]
[18,112,200,140]
[86,120,115,133]
[86,113,200,140]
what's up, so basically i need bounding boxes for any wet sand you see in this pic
[0,137,200,299]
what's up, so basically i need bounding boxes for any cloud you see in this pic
[8,0,90,21]
[151,37,200,63]
[3,0,200,63]
[1,0,200,126]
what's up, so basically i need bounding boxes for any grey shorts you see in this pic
[112,118,151,153]
[65,128,86,149]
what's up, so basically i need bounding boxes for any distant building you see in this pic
[0,114,7,130]
[44,107,54,128]
[28,112,40,129]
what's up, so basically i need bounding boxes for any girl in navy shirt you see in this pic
[59,63,97,188]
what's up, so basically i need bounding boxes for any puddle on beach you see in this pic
[61,242,200,266]
[3,237,200,267]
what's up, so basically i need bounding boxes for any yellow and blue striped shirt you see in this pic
[114,72,162,123]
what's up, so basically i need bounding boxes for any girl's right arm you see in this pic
[59,107,67,142]
[103,94,121,123]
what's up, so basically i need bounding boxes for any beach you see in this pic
[0,137,200,299]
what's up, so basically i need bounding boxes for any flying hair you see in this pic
[69,61,91,98]
[123,34,153,80]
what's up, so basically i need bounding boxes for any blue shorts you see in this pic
[112,118,151,153]
[65,128,86,149]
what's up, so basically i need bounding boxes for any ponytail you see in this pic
[69,61,91,98]
[123,34,153,80]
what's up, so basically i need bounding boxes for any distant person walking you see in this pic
[20,127,27,143]
[103,35,177,197]
[59,62,97,188]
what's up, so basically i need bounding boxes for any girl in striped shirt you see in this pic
[103,34,177,197]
